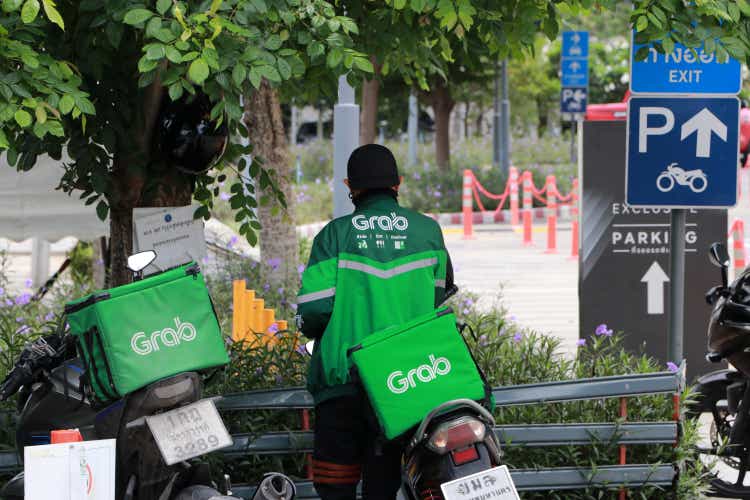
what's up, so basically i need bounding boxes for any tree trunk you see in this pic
[536,97,549,137]
[463,102,470,140]
[429,80,455,170]
[359,57,380,145]
[317,104,324,141]
[475,104,484,137]
[245,80,299,290]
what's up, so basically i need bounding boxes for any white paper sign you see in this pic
[440,465,520,500]
[25,439,116,500]
[133,206,207,275]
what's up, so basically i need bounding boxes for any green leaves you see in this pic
[123,8,153,26]
[20,0,39,23]
[58,95,74,115]
[1,0,23,12]
[188,58,210,84]
[156,0,171,15]
[14,109,31,127]
[96,200,108,221]
[41,0,63,30]
[232,65,246,87]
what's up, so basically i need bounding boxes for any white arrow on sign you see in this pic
[641,261,669,315]
[572,33,581,44]
[569,61,581,72]
[680,108,728,158]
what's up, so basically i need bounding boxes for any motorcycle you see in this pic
[0,251,295,500]
[306,284,504,499]
[692,243,750,498]
[656,163,708,193]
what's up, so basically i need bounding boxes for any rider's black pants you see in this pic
[312,392,402,500]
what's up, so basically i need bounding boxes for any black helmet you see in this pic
[156,93,228,175]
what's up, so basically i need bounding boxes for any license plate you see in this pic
[440,465,520,500]
[146,399,233,465]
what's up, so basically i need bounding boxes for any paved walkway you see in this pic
[443,222,579,355]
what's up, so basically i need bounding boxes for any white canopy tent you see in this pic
[0,154,108,243]
[0,155,108,288]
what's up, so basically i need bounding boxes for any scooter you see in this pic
[0,251,295,500]
[304,285,504,500]
[692,243,750,498]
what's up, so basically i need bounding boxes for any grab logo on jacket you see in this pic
[386,354,451,394]
[131,317,197,356]
[352,212,408,231]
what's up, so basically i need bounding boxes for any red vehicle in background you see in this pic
[585,91,750,167]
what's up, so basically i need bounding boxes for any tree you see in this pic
[0,0,371,285]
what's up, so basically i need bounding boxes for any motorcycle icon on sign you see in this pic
[656,163,708,193]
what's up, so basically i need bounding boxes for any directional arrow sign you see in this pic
[680,108,728,158]
[641,261,669,315]
[562,31,588,58]
[626,96,739,207]
[569,61,581,72]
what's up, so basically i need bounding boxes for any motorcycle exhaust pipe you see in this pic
[251,473,296,500]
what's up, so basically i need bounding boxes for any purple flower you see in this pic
[315,178,321,185]
[268,323,279,334]
[44,312,54,322]
[0,287,5,296]
[228,235,238,248]
[15,293,31,306]
[576,338,586,347]
[255,367,263,376]
[267,258,282,270]
[96,258,104,266]
[513,333,523,343]
[277,287,284,295]
[462,308,470,315]
[15,317,24,323]
[220,192,230,201]
[463,298,473,307]
[478,334,488,347]
[275,374,284,385]
[296,344,309,356]
[24,278,32,288]
[413,172,422,181]
[5,299,12,307]
[202,256,210,264]
[509,314,517,322]
[290,303,298,311]
[666,362,679,373]
[297,264,306,274]
[433,191,442,198]
[595,324,613,336]
[263,282,271,292]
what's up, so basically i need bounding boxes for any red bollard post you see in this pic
[545,175,557,254]
[570,179,579,259]
[732,219,747,274]
[462,169,474,239]
[509,167,520,225]
[522,171,533,246]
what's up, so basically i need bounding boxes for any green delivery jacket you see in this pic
[296,192,454,404]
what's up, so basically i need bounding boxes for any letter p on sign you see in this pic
[639,107,674,153]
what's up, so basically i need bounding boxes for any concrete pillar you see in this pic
[333,76,359,217]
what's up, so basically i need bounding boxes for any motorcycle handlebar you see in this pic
[0,368,27,401]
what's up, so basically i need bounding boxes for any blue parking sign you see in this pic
[626,96,739,207]
[630,34,741,95]
[561,59,589,87]
[561,87,587,114]
[562,31,588,58]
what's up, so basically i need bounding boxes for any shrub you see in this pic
[291,136,577,221]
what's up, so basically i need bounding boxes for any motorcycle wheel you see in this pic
[656,173,674,192]
[691,175,708,193]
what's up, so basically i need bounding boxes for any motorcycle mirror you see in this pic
[709,243,730,269]
[305,340,315,355]
[127,251,157,273]
[708,242,730,288]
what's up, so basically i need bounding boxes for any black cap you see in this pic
[346,144,400,190]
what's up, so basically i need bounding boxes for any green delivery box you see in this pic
[348,308,490,440]
[65,262,229,403]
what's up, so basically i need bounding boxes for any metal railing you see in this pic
[0,366,684,496]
